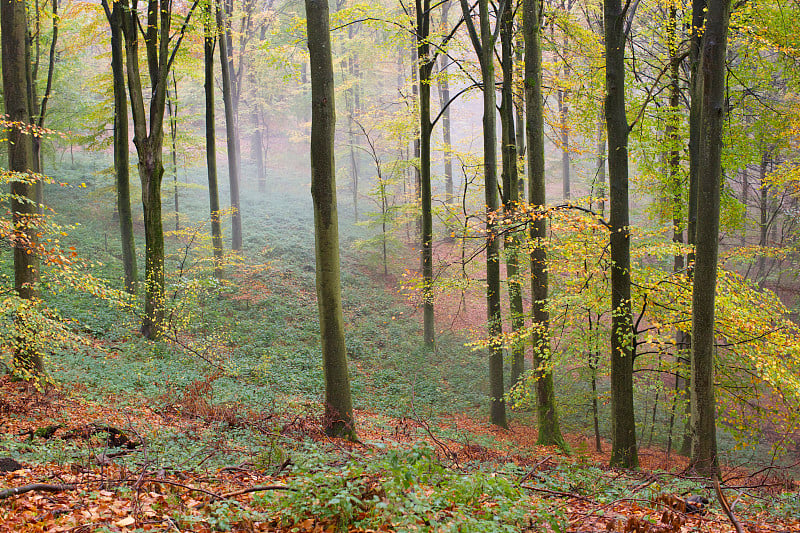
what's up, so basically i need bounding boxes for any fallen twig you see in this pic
[520,483,596,503]
[0,483,76,500]
[714,476,745,533]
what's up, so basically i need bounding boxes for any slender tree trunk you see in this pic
[605,0,638,468]
[415,0,435,347]
[306,0,356,439]
[31,0,57,210]
[218,2,243,251]
[524,0,563,445]
[558,73,570,200]
[411,46,422,241]
[167,74,179,232]
[682,0,706,456]
[500,0,525,385]
[483,0,506,429]
[690,0,729,478]
[596,113,606,210]
[739,167,747,246]
[205,18,224,279]
[437,1,454,205]
[347,26,360,222]
[515,35,525,198]
[253,112,267,192]
[3,0,42,374]
[118,0,193,340]
[665,0,690,456]
[757,151,771,283]
[461,0,507,428]
[104,0,138,295]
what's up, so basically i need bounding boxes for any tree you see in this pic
[524,0,564,446]
[437,0,454,205]
[690,0,730,477]
[2,0,41,375]
[414,0,436,348]
[30,0,59,209]
[604,0,638,468]
[101,0,138,295]
[117,0,198,339]
[205,5,225,279]
[217,0,243,251]
[500,0,525,385]
[461,0,507,428]
[306,0,356,439]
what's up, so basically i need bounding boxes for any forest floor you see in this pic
[1,375,798,532]
[1,160,799,531]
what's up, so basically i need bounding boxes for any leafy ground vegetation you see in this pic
[1,157,799,532]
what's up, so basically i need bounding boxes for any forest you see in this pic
[0,0,799,530]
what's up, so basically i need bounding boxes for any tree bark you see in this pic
[218,1,243,251]
[682,0,706,457]
[103,0,138,295]
[437,1,454,205]
[205,15,224,280]
[690,0,729,477]
[605,0,638,468]
[306,0,356,439]
[500,0,525,385]
[461,0,508,428]
[524,0,564,446]
[118,0,196,339]
[253,112,267,192]
[415,0,435,348]
[2,0,42,375]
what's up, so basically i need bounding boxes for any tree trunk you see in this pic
[739,167,747,246]
[690,0,729,477]
[218,2,243,251]
[306,0,356,439]
[682,0,706,456]
[437,1,454,205]
[415,0,435,348]
[30,0,57,210]
[500,0,525,385]
[205,17,224,279]
[524,0,563,445]
[104,0,138,295]
[515,35,525,198]
[596,113,606,211]
[253,112,267,192]
[558,75,570,200]
[757,151,770,283]
[346,28,360,223]
[167,74,179,232]
[2,0,42,375]
[118,0,193,340]
[605,0,638,468]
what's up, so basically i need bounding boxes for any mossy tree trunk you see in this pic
[500,0,525,385]
[217,0,242,251]
[682,0,706,459]
[102,0,138,295]
[604,0,638,468]
[690,0,729,478]
[205,13,224,280]
[437,1,454,205]
[306,0,356,439]
[118,0,197,340]
[461,0,507,429]
[524,0,564,446]
[415,0,435,348]
[2,0,42,375]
